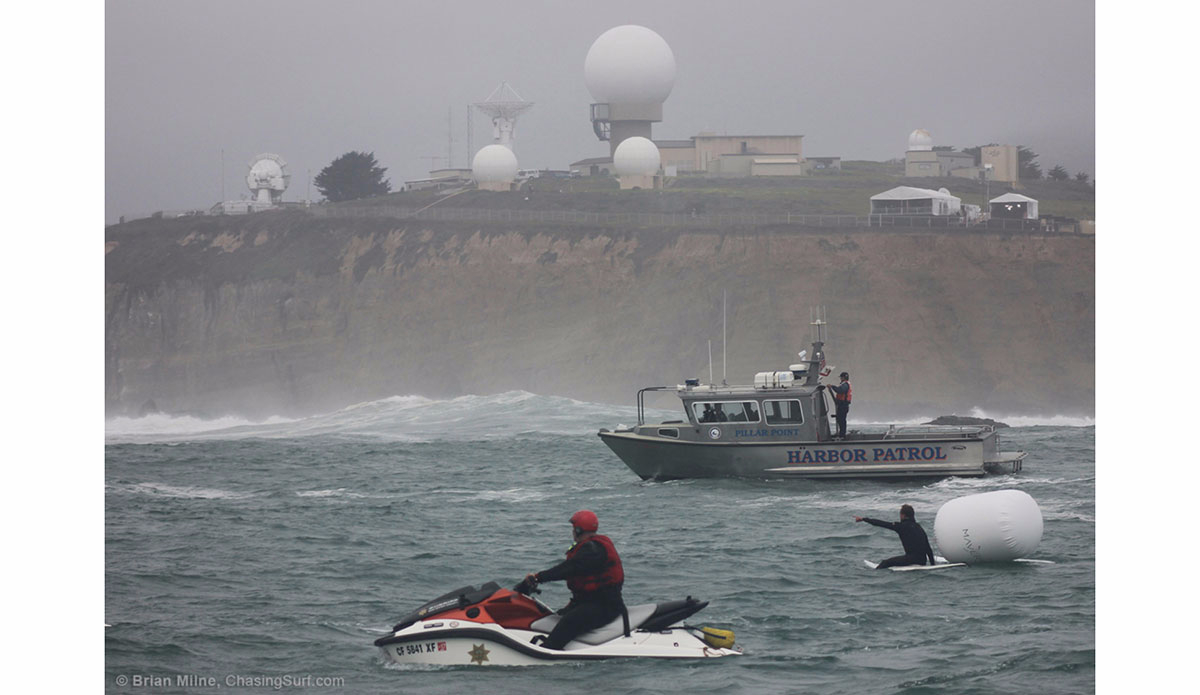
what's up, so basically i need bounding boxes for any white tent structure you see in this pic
[869,186,961,216]
[989,192,1039,220]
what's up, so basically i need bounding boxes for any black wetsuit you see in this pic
[863,517,935,568]
[535,540,625,649]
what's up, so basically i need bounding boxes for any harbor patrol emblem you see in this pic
[708,427,721,440]
[468,643,490,665]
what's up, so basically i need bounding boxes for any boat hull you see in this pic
[375,621,739,666]
[599,430,1023,480]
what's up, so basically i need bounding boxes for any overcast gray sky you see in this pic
[104,0,1094,221]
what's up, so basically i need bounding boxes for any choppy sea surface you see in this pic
[106,392,1094,694]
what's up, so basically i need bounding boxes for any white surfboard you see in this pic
[890,562,966,572]
[863,559,966,571]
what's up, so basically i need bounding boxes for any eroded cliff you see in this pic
[105,210,1094,419]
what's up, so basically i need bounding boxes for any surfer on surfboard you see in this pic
[855,504,936,569]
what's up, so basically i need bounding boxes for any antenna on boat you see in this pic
[722,290,728,386]
[805,306,828,386]
[708,340,714,385]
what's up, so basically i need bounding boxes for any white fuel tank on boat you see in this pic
[933,490,1043,563]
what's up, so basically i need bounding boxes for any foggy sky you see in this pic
[104,0,1094,221]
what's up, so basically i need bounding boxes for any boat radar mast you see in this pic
[805,307,830,386]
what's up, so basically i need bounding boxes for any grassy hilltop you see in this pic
[340,160,1095,222]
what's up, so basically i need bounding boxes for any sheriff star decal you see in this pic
[468,643,491,665]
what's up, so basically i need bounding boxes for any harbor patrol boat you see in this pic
[598,318,1026,480]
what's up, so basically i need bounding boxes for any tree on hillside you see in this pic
[314,151,391,202]
[1017,146,1041,180]
[1075,171,1090,184]
[1048,165,1069,181]
[962,144,993,165]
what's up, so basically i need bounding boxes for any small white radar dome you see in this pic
[908,128,933,151]
[584,25,676,104]
[613,136,661,176]
[934,490,1043,564]
[471,144,518,183]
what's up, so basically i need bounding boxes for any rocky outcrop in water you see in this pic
[924,415,1010,428]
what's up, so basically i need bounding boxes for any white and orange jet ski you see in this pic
[374,580,741,666]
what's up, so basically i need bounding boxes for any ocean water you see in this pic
[105,392,1094,694]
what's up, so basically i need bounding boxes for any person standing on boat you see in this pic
[518,510,628,650]
[829,371,852,439]
[855,504,936,568]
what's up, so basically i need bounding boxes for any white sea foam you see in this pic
[123,482,255,500]
[469,488,551,503]
[106,412,295,438]
[295,488,367,499]
[858,406,1093,428]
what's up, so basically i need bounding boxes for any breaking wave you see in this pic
[104,392,1090,445]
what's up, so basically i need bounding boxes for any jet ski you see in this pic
[374,580,741,666]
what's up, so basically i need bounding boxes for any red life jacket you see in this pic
[834,381,852,403]
[565,534,624,594]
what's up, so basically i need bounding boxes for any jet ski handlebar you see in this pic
[513,575,541,595]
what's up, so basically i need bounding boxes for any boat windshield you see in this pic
[692,401,760,423]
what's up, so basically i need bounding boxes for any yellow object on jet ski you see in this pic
[699,626,735,649]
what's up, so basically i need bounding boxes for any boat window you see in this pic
[764,399,804,425]
[692,401,761,423]
[657,428,679,438]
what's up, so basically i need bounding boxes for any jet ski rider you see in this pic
[518,510,628,650]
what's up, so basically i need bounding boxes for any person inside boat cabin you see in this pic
[518,510,628,650]
[829,371,852,439]
[855,504,936,568]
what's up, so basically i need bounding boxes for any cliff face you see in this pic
[105,211,1094,420]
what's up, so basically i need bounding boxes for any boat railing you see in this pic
[637,387,676,426]
[877,424,993,440]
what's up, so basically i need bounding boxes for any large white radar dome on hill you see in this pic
[585,25,676,104]
[471,144,518,184]
[908,128,934,151]
[613,136,661,176]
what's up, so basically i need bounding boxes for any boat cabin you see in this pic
[676,382,833,442]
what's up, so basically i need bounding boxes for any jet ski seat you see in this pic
[529,603,658,646]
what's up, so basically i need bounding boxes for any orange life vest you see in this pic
[565,534,624,594]
[834,381,852,403]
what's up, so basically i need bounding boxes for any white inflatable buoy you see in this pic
[933,490,1043,563]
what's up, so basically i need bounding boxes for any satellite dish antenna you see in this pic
[246,153,291,204]
[472,82,533,150]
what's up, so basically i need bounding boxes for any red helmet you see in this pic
[569,510,599,533]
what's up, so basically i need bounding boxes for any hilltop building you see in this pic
[903,130,1022,185]
[905,129,975,178]
[989,192,1038,219]
[870,186,962,216]
[573,133,809,178]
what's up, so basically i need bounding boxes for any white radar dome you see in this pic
[934,490,1043,564]
[908,128,933,151]
[613,136,661,176]
[585,25,676,104]
[471,144,519,183]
